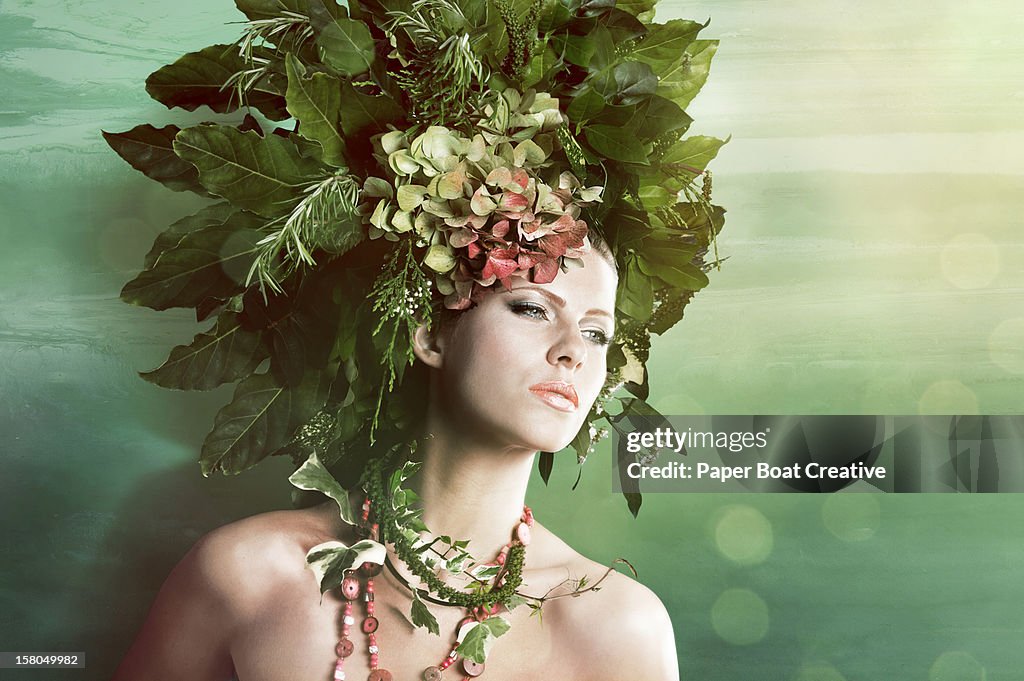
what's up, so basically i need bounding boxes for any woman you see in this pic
[111,243,680,681]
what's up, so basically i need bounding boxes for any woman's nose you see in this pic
[547,324,587,369]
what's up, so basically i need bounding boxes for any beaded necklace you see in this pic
[331,461,534,681]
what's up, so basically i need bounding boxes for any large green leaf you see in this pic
[566,87,604,125]
[631,19,705,70]
[121,211,264,311]
[144,203,236,269]
[615,0,658,19]
[338,81,405,138]
[200,362,336,475]
[102,124,208,194]
[657,39,717,110]
[607,61,658,106]
[458,616,512,664]
[632,95,691,140]
[139,311,269,390]
[617,254,654,320]
[234,0,309,20]
[145,44,287,118]
[660,134,728,173]
[584,124,649,164]
[309,0,376,77]
[173,125,323,218]
[284,54,346,166]
[637,254,708,290]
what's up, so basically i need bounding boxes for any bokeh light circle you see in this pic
[918,380,979,415]
[821,494,880,542]
[714,505,773,565]
[929,651,985,681]
[710,588,770,645]
[988,317,1024,374]
[794,662,847,681]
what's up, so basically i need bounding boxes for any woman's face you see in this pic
[425,247,617,454]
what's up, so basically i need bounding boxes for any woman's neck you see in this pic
[403,419,536,565]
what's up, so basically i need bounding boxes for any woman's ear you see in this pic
[412,321,444,369]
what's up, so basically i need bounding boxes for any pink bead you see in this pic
[496,553,505,565]
[516,521,531,545]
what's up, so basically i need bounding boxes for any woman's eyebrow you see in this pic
[511,285,614,320]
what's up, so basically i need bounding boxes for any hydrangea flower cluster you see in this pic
[360,88,603,309]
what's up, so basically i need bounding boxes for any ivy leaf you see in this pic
[173,125,322,218]
[309,0,376,77]
[307,539,386,593]
[139,310,268,390]
[121,211,265,311]
[143,202,235,269]
[410,590,440,635]
[631,19,706,71]
[145,44,288,119]
[338,81,405,138]
[289,452,355,524]
[200,362,335,475]
[457,616,512,664]
[102,124,208,195]
[657,39,718,110]
[284,53,346,167]
[584,125,649,164]
[660,135,728,173]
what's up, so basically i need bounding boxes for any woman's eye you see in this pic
[510,301,548,320]
[583,329,612,346]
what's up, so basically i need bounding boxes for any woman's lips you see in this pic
[528,382,579,413]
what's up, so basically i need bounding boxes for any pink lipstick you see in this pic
[528,381,579,413]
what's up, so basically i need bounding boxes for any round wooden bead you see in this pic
[462,658,485,677]
[335,639,353,657]
[362,616,379,633]
[368,670,393,681]
[422,666,442,681]
[340,576,362,601]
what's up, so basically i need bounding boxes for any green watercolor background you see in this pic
[1,1,1022,679]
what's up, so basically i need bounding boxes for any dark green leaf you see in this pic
[102,124,208,194]
[578,0,614,18]
[144,202,236,269]
[609,61,658,106]
[632,96,690,140]
[173,125,323,218]
[603,8,647,43]
[410,591,440,635]
[338,81,405,138]
[616,254,654,320]
[139,311,268,390]
[657,39,717,110]
[234,0,309,20]
[284,54,346,166]
[550,32,596,67]
[660,135,728,173]
[584,124,649,164]
[121,211,265,311]
[637,256,708,290]
[200,362,335,475]
[566,87,604,125]
[631,19,705,70]
[145,44,287,118]
[615,0,658,19]
[288,452,355,523]
[309,0,376,77]
[624,491,643,517]
[538,451,553,484]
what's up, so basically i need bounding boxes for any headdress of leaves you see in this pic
[103,0,728,518]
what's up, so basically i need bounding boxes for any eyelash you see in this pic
[509,301,612,346]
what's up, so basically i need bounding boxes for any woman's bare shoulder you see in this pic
[529,523,680,681]
[188,502,352,609]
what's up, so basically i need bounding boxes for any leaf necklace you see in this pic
[330,493,533,681]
